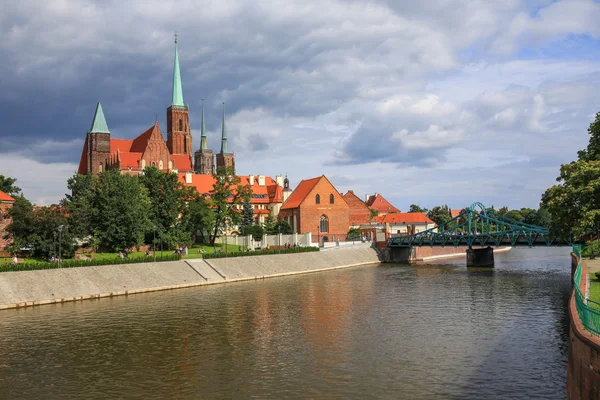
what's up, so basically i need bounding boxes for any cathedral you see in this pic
[78,36,234,176]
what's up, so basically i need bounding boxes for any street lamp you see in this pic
[317,225,320,248]
[278,225,281,254]
[57,225,64,268]
[153,225,157,262]
[225,220,228,258]
[53,232,56,260]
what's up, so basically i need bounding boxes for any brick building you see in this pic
[279,176,350,244]
[343,190,372,227]
[78,36,234,177]
[0,190,15,253]
[365,193,401,215]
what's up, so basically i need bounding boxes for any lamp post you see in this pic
[317,225,320,248]
[278,225,281,254]
[53,232,56,260]
[225,220,228,258]
[153,225,157,262]
[58,225,64,268]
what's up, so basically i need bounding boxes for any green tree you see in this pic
[505,209,524,222]
[239,197,254,234]
[139,167,192,248]
[578,112,600,162]
[208,166,252,245]
[273,220,293,234]
[427,205,451,226]
[409,204,428,213]
[4,195,34,254]
[244,224,265,241]
[347,227,361,240]
[369,208,379,222]
[63,173,95,240]
[0,175,21,196]
[263,214,277,233]
[28,206,74,258]
[542,160,600,241]
[182,192,214,245]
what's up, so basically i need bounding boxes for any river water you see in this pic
[0,247,571,399]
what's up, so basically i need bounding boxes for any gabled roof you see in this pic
[343,190,370,211]
[280,176,321,210]
[0,190,15,202]
[450,209,462,219]
[130,124,158,153]
[366,193,401,214]
[375,212,433,225]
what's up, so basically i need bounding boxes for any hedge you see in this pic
[203,246,319,259]
[0,254,180,273]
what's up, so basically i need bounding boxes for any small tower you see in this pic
[167,33,192,155]
[194,98,214,175]
[216,102,235,173]
[83,102,111,175]
[282,174,292,203]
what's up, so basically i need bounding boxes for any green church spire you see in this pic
[172,33,184,107]
[89,102,110,133]
[200,98,208,150]
[220,102,228,154]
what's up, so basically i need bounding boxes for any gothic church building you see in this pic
[78,37,233,176]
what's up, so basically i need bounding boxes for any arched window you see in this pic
[320,215,329,233]
[179,118,183,131]
[330,194,334,204]
[315,194,320,204]
[159,160,164,170]
[151,162,156,167]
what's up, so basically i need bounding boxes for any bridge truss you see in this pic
[388,202,569,248]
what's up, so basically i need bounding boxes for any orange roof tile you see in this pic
[78,136,89,175]
[450,209,462,219]
[281,176,321,210]
[179,174,283,204]
[110,139,133,153]
[375,212,433,224]
[119,152,142,169]
[130,125,155,153]
[0,190,14,202]
[366,194,401,213]
[171,154,193,172]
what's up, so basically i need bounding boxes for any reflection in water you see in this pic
[0,247,570,399]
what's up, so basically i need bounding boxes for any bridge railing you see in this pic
[573,245,600,336]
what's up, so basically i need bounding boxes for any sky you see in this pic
[1,0,599,211]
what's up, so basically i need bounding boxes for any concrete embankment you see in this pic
[0,245,380,310]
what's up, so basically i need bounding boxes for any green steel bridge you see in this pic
[388,202,571,248]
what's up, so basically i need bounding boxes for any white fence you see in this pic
[218,232,315,250]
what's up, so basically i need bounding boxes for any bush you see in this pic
[0,254,180,273]
[595,271,600,281]
[203,246,319,259]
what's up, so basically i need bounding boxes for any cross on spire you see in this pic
[174,32,178,44]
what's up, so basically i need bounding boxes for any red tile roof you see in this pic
[281,176,321,210]
[171,154,193,172]
[178,174,283,204]
[366,194,401,213]
[119,152,142,169]
[375,212,433,224]
[110,139,133,153]
[129,125,155,153]
[77,136,89,175]
[0,190,14,202]
[450,209,462,219]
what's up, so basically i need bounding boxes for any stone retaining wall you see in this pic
[0,245,380,310]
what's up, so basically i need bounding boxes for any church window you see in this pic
[315,194,320,204]
[159,160,164,170]
[320,215,329,233]
[141,159,146,169]
[179,118,183,131]
[152,162,156,167]
[168,161,173,170]
[330,194,334,204]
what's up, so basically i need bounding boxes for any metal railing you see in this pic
[573,244,600,336]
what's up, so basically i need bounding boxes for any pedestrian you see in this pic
[145,249,151,257]
[184,246,188,255]
[119,251,124,260]
[213,246,217,254]
[10,255,18,265]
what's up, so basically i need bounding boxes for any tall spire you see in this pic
[220,102,228,154]
[200,98,207,150]
[89,102,110,133]
[172,33,184,107]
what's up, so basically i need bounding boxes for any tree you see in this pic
[542,160,600,241]
[427,205,451,226]
[244,224,265,241]
[0,175,21,196]
[4,195,34,254]
[273,220,293,234]
[239,197,254,234]
[139,167,192,248]
[182,192,214,245]
[208,166,252,245]
[369,209,379,222]
[409,204,428,213]
[505,209,524,222]
[63,173,95,240]
[263,214,277,233]
[28,206,74,258]
[347,227,361,240]
[578,112,600,162]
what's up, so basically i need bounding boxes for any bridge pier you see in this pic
[466,246,494,267]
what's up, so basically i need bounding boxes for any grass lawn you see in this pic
[588,277,600,310]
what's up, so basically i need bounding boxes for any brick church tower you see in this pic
[216,102,235,173]
[167,35,192,156]
[194,99,214,174]
[80,102,111,175]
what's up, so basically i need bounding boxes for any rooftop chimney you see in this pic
[249,175,255,186]
[185,171,193,184]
